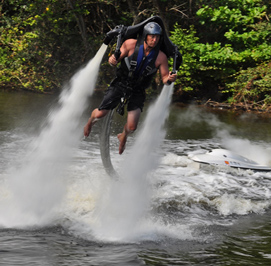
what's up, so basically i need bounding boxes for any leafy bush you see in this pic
[0,0,97,92]
[1,0,271,106]
[170,0,271,104]
[1,14,53,92]
[170,25,201,92]
[226,62,271,108]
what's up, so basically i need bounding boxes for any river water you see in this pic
[1,55,271,265]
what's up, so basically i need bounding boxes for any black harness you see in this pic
[115,38,161,115]
[128,38,159,78]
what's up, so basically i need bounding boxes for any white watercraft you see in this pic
[189,149,271,171]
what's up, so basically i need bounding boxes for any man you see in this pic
[84,22,177,154]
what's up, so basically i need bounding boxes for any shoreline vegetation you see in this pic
[1,1,270,114]
[204,100,271,115]
[2,87,271,117]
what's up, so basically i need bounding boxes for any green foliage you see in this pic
[0,0,142,92]
[169,0,271,105]
[0,0,101,92]
[170,25,201,92]
[0,3,51,91]
[1,0,271,111]
[197,0,266,29]
[196,0,271,64]
[170,24,240,93]
[226,62,271,108]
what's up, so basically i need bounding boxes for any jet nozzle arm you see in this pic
[114,25,125,60]
[103,25,126,46]
[172,45,182,74]
[167,45,182,85]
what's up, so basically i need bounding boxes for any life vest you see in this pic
[115,40,160,91]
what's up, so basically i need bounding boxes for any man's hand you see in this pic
[167,71,177,84]
[108,55,118,66]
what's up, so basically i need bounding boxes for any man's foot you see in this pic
[84,122,92,137]
[117,133,127,155]
[83,109,105,137]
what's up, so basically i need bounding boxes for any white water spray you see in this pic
[175,106,271,165]
[1,44,108,227]
[93,84,174,241]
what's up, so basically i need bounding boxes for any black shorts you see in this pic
[98,82,145,112]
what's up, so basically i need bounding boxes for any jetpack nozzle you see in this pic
[103,25,126,45]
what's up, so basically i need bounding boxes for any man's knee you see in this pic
[93,108,109,119]
[127,124,137,132]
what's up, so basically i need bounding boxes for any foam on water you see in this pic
[1,47,271,245]
[0,46,189,242]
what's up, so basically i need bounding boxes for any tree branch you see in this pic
[66,0,88,48]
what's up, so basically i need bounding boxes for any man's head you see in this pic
[143,22,162,48]
[143,22,163,36]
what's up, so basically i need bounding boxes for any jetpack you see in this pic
[103,16,182,72]
[100,16,182,178]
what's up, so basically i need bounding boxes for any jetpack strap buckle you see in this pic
[130,60,137,66]
[116,82,133,116]
[116,98,126,116]
[145,65,152,74]
[128,60,137,78]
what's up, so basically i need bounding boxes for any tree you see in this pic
[170,0,271,106]
[1,0,271,111]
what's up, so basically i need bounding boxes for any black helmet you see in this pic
[143,22,162,39]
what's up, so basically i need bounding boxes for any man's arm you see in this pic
[157,51,177,84]
[108,39,137,66]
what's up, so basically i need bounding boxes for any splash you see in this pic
[1,44,108,228]
[219,132,271,166]
[92,84,174,241]
[175,106,271,166]
[212,193,270,216]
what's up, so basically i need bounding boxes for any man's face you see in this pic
[146,34,160,48]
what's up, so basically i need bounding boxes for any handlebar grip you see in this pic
[166,71,177,85]
[114,50,121,60]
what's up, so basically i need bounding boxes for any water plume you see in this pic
[1,44,108,228]
[93,84,174,241]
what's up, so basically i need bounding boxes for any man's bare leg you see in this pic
[117,125,129,155]
[84,108,109,137]
[117,108,141,154]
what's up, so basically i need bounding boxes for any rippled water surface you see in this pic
[1,89,271,266]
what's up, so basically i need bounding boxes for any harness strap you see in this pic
[129,45,159,80]
[128,35,143,77]
[140,47,159,76]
